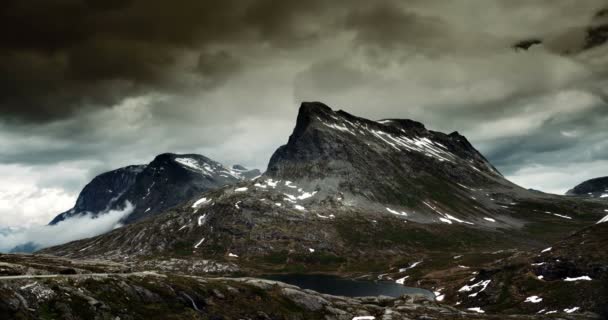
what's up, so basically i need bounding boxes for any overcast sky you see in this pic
[1,0,607,227]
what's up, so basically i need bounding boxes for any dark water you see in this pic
[263,274,434,299]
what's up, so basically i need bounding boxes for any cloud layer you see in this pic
[0,201,133,253]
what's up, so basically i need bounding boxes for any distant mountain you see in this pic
[50,165,145,224]
[42,102,605,264]
[50,153,260,225]
[8,242,38,254]
[231,164,261,180]
[566,176,608,199]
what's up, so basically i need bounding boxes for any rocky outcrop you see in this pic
[0,254,590,319]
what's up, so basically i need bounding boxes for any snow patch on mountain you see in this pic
[564,276,592,281]
[192,197,211,208]
[525,296,543,303]
[597,215,608,224]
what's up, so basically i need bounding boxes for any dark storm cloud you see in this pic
[344,3,448,51]
[0,0,345,122]
[485,104,608,171]
[3,0,605,122]
[195,51,242,88]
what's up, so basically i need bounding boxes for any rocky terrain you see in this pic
[373,222,608,318]
[0,254,595,320]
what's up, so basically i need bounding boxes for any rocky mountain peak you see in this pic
[288,101,334,141]
[266,102,504,207]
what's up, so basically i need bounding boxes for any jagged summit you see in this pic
[267,102,503,207]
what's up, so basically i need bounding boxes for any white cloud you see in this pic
[471,90,601,140]
[506,160,608,194]
[0,164,82,227]
[0,201,133,252]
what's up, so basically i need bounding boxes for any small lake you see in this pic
[262,274,435,299]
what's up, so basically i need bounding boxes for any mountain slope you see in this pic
[566,176,608,199]
[449,222,608,317]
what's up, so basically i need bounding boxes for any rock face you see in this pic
[49,153,261,225]
[267,102,504,208]
[566,176,608,199]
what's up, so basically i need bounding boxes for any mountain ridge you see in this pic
[50,153,261,225]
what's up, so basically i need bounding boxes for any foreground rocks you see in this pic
[0,254,598,320]
[1,273,593,320]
